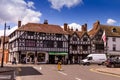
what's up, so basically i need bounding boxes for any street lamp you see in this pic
[1,23,10,67]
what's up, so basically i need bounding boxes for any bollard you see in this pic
[57,61,62,71]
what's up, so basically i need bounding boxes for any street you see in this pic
[12,64,120,80]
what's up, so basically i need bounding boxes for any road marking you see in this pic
[39,67,42,70]
[75,77,82,80]
[0,75,11,79]
[58,71,67,76]
[16,76,21,80]
[90,68,120,78]
[33,66,38,69]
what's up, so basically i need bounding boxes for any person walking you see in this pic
[12,57,17,65]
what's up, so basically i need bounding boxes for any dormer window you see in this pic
[112,28,117,32]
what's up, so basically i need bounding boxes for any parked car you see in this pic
[106,57,120,68]
[81,54,107,65]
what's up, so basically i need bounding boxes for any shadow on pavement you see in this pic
[17,67,42,76]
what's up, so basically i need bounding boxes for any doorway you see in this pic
[26,53,34,63]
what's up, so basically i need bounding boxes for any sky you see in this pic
[0,0,120,36]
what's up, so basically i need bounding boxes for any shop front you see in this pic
[107,51,120,58]
[49,52,68,64]
[20,51,48,64]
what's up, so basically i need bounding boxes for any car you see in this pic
[105,57,120,68]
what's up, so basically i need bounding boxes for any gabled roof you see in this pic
[100,25,120,37]
[68,30,88,38]
[88,21,120,37]
[16,23,68,34]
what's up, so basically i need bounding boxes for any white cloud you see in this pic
[0,26,18,36]
[0,0,42,36]
[68,23,81,31]
[27,1,35,9]
[107,19,117,25]
[0,0,42,25]
[48,0,83,11]
[61,23,81,31]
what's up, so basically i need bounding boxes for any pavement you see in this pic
[1,63,120,80]
[94,68,120,76]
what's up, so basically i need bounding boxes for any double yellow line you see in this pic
[90,68,120,78]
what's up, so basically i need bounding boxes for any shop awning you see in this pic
[49,52,68,55]
[108,51,120,56]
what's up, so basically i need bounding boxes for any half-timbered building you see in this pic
[9,21,69,64]
[64,24,91,64]
[89,21,120,58]
[89,21,105,54]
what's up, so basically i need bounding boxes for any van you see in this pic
[81,54,107,65]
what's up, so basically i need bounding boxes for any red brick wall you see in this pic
[0,49,9,63]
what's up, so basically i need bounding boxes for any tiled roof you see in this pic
[88,23,120,37]
[68,30,87,38]
[88,27,99,38]
[100,25,120,37]
[16,23,68,34]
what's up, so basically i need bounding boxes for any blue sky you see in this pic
[0,0,120,36]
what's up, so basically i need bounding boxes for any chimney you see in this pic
[76,28,78,31]
[84,23,87,31]
[68,26,70,31]
[64,23,68,31]
[44,20,48,24]
[81,24,87,32]
[81,25,84,31]
[71,27,73,31]
[93,20,100,30]
[18,21,21,27]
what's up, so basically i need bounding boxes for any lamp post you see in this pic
[1,23,10,67]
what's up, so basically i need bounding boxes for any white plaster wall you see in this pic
[107,37,120,51]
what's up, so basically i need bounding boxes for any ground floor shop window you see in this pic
[21,54,26,63]
[37,53,45,62]
[27,53,34,63]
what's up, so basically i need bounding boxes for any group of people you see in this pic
[12,56,38,64]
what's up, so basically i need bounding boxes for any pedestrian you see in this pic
[34,57,37,64]
[23,57,26,64]
[12,57,17,65]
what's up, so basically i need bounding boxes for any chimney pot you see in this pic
[18,21,21,27]
[84,23,87,31]
[93,20,100,30]
[64,23,68,31]
[44,20,48,24]
[76,28,78,31]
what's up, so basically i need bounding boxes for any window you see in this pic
[112,37,116,42]
[56,34,62,38]
[72,45,77,50]
[82,45,88,51]
[57,41,63,48]
[83,37,87,41]
[43,40,54,48]
[27,31,34,36]
[88,57,92,60]
[73,37,77,41]
[113,44,116,51]
[37,53,45,62]
[25,40,36,47]
[112,28,117,32]
[95,44,104,50]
